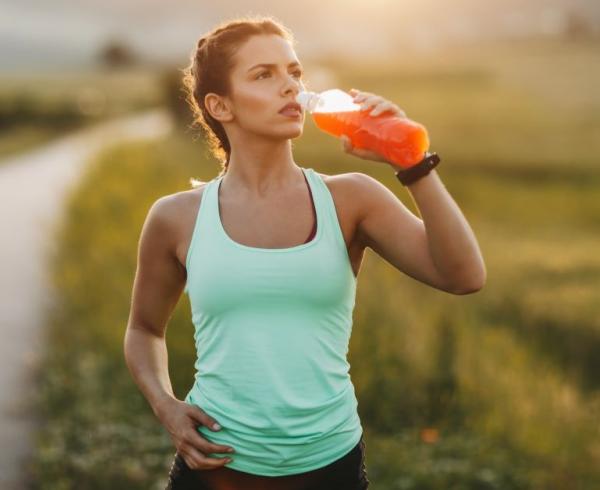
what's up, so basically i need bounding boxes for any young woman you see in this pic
[124,15,486,490]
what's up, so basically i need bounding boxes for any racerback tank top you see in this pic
[183,167,363,476]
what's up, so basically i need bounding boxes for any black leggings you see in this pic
[165,434,370,490]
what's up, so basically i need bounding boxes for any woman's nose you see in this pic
[283,76,303,94]
[286,71,301,84]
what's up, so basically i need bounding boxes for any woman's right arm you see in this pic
[123,195,235,469]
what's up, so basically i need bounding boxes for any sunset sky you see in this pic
[1,0,598,71]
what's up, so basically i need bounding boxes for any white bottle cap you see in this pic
[296,91,319,112]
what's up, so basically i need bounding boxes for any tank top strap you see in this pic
[183,176,220,293]
[202,175,222,234]
[303,167,349,255]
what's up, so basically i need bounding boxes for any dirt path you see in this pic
[0,109,173,489]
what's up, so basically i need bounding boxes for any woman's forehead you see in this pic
[235,35,300,71]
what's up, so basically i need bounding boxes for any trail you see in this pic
[0,109,173,489]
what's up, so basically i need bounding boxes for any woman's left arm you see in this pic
[401,168,487,293]
[347,169,486,295]
[341,89,487,294]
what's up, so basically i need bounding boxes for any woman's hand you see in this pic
[341,88,407,169]
[156,398,236,470]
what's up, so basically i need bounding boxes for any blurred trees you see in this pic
[564,8,596,41]
[97,38,140,69]
[159,65,194,129]
[0,91,84,131]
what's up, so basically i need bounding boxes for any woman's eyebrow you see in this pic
[247,62,302,72]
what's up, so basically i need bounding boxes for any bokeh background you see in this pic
[1,1,599,489]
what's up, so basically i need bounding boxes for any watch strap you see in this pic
[395,152,440,186]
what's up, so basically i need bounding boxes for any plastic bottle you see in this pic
[296,88,430,169]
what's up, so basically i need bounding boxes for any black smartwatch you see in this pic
[395,152,440,186]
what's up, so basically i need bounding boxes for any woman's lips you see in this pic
[279,108,301,118]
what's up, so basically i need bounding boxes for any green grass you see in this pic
[27,39,600,489]
[0,67,164,113]
[0,66,164,161]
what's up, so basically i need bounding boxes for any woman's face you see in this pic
[213,34,307,140]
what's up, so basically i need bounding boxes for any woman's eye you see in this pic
[256,70,303,80]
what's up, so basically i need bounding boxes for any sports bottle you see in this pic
[296,88,430,169]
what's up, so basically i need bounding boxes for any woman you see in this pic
[123,14,486,490]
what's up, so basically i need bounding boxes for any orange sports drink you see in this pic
[296,88,430,169]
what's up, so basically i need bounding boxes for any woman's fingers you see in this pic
[341,135,361,155]
[185,404,223,431]
[340,135,389,163]
[371,102,406,118]
[358,95,382,110]
[349,89,378,106]
[344,88,407,163]
[186,429,235,455]
[349,88,374,101]
[369,101,393,116]
[349,88,406,118]
[180,444,233,470]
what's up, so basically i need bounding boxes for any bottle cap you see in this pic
[296,91,319,112]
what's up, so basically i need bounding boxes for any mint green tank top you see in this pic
[183,166,363,476]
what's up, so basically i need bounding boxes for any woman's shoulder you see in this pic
[314,168,368,184]
[155,181,209,218]
[312,170,374,237]
[145,182,211,267]
[148,182,210,240]
[314,169,371,204]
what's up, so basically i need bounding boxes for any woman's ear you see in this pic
[205,93,234,122]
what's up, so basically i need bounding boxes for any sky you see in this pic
[1,0,599,72]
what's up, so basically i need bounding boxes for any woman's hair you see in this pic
[181,14,297,187]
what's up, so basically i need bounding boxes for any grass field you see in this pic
[25,38,600,489]
[0,67,164,161]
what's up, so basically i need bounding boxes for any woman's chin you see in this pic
[276,126,303,139]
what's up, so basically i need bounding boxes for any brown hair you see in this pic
[181,14,297,187]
